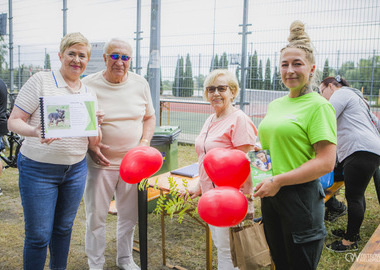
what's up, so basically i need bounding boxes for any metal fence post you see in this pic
[238,0,251,112]
[134,0,143,75]
[62,0,67,37]
[8,0,13,94]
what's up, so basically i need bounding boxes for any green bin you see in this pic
[151,126,181,176]
[148,126,181,213]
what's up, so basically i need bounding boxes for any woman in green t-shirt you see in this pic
[253,21,337,270]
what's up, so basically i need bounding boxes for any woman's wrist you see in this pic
[245,194,254,201]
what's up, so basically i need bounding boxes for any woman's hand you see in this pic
[253,176,281,198]
[180,182,202,200]
[30,124,61,145]
[244,195,255,220]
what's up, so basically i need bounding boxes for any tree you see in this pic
[183,54,194,97]
[322,59,330,79]
[210,54,219,71]
[193,74,205,90]
[219,52,228,69]
[340,61,355,78]
[257,59,263,89]
[0,36,7,72]
[246,55,253,88]
[44,53,51,70]
[172,56,184,97]
[336,56,380,96]
[263,58,271,90]
[247,51,258,89]
[235,67,240,86]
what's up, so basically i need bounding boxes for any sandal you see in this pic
[326,240,358,252]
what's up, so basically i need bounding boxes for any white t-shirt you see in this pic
[15,70,95,165]
[82,71,155,170]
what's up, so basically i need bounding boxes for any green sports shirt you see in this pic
[258,92,337,176]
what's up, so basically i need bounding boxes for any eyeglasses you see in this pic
[106,54,131,61]
[206,85,229,93]
[320,86,327,94]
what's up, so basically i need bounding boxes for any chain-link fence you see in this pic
[0,0,379,143]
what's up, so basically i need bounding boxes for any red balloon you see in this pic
[203,148,250,188]
[120,146,163,184]
[198,186,248,227]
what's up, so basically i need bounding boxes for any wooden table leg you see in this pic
[160,190,167,266]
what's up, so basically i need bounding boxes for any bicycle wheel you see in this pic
[4,132,23,168]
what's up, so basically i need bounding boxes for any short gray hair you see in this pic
[103,38,133,55]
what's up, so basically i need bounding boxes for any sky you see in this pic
[0,0,379,79]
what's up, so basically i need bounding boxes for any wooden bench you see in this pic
[350,224,380,269]
[324,181,345,203]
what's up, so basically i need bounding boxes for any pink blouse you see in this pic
[195,109,257,193]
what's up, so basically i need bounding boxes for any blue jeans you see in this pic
[18,153,87,270]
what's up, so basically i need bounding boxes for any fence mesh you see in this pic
[0,0,379,143]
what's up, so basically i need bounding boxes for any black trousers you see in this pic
[342,151,380,240]
[261,180,326,270]
[373,166,380,204]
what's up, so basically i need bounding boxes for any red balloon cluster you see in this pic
[198,148,251,227]
[198,186,248,227]
[119,146,163,184]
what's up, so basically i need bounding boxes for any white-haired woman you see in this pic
[190,69,257,270]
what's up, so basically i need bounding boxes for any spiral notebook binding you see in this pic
[39,97,46,138]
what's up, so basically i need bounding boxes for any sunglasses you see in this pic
[106,54,131,61]
[206,85,229,93]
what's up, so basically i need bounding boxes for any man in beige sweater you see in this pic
[82,38,155,270]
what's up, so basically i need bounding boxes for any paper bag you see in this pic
[229,221,271,270]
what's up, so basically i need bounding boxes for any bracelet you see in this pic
[245,194,254,201]
[140,138,149,143]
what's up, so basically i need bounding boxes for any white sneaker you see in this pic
[117,261,140,270]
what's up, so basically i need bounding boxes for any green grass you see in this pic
[0,144,379,269]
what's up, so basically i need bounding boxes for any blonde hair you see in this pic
[203,69,240,101]
[60,32,91,58]
[280,21,319,90]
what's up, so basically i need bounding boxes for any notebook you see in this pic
[171,163,199,178]
[39,94,98,138]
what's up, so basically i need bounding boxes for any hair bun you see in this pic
[288,20,310,45]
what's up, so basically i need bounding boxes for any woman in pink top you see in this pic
[190,69,257,270]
